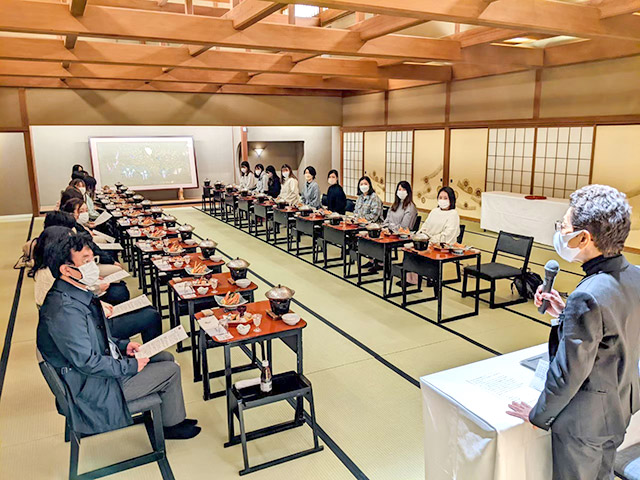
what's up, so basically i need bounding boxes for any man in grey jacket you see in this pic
[507,184,640,480]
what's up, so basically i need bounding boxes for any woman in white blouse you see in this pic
[418,186,460,244]
[238,161,256,190]
[277,164,300,205]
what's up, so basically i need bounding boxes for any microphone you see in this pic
[538,260,560,314]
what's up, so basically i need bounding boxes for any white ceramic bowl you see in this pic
[184,239,197,246]
[235,279,251,288]
[197,287,209,295]
[282,313,301,326]
[210,255,223,262]
[237,324,251,335]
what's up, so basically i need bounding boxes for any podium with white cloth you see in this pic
[420,344,640,480]
[481,192,569,246]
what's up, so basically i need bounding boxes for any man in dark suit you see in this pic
[37,228,201,439]
[507,184,640,480]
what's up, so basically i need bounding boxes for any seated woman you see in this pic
[300,166,321,208]
[383,181,418,231]
[32,226,162,343]
[418,186,460,244]
[354,175,383,223]
[277,164,300,205]
[265,165,281,198]
[238,161,256,191]
[253,163,267,193]
[326,169,347,214]
[71,163,85,180]
[38,211,128,305]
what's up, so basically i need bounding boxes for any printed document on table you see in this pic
[101,270,130,284]
[467,372,540,405]
[99,242,123,251]
[93,211,112,226]
[111,295,152,317]
[135,326,188,359]
[529,360,550,392]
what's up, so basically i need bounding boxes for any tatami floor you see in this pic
[1,209,638,480]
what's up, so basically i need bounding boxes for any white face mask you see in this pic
[360,184,369,194]
[304,173,313,182]
[72,260,100,287]
[396,190,408,200]
[282,171,290,178]
[328,177,337,186]
[241,168,247,174]
[438,199,450,210]
[553,230,587,263]
[255,170,262,177]
[78,212,90,225]
[78,187,86,195]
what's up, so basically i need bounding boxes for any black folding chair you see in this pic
[452,224,466,283]
[346,199,355,213]
[461,230,534,308]
[321,194,328,207]
[37,350,175,480]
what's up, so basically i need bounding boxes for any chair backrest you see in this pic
[36,349,71,421]
[493,231,534,268]
[457,224,466,244]
[382,204,390,219]
[412,214,422,232]
[346,198,355,213]
[321,194,328,207]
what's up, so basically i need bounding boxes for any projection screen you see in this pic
[89,136,198,191]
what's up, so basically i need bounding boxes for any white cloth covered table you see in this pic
[421,344,640,480]
[481,192,569,246]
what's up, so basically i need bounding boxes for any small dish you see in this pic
[235,279,251,288]
[210,255,223,262]
[184,239,197,246]
[173,261,184,268]
[282,313,301,326]
[237,323,251,335]
[197,287,209,295]
[185,266,212,276]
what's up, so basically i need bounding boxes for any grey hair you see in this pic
[570,184,631,257]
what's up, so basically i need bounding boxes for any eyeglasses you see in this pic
[555,221,573,233]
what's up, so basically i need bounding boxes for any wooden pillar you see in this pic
[533,68,543,120]
[442,81,452,187]
[18,88,40,217]
[241,127,249,164]
[288,5,295,24]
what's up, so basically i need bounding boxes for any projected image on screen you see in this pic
[89,136,198,191]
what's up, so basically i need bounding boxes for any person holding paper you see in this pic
[32,226,162,343]
[506,185,640,480]
[37,230,200,439]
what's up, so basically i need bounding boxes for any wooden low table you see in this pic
[322,222,365,277]
[272,206,298,250]
[392,245,482,323]
[169,272,258,384]
[237,196,256,229]
[252,200,274,238]
[357,232,409,297]
[195,300,307,439]
[294,213,325,262]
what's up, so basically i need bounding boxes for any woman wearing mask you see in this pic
[383,181,418,231]
[277,164,300,205]
[300,166,321,208]
[265,165,281,198]
[354,175,382,222]
[61,198,112,246]
[418,186,460,244]
[238,160,256,190]
[253,163,267,193]
[326,170,347,214]
[82,175,101,220]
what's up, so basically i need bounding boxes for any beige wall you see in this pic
[363,131,386,199]
[412,130,444,211]
[0,88,22,128]
[540,56,640,118]
[450,71,536,122]
[0,133,31,215]
[24,89,342,126]
[592,125,640,250]
[388,84,446,126]
[448,129,488,220]
[343,93,385,127]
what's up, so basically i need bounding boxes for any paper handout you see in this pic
[101,270,130,284]
[93,211,112,226]
[134,326,188,359]
[99,242,123,251]
[111,295,152,317]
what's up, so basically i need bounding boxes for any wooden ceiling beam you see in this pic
[349,15,423,41]
[544,37,640,66]
[277,0,640,41]
[318,8,351,26]
[0,74,343,95]
[461,44,544,67]
[70,0,88,16]
[377,63,451,82]
[448,26,529,48]
[0,58,388,90]
[588,0,640,18]
[0,0,460,61]
[223,1,285,30]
